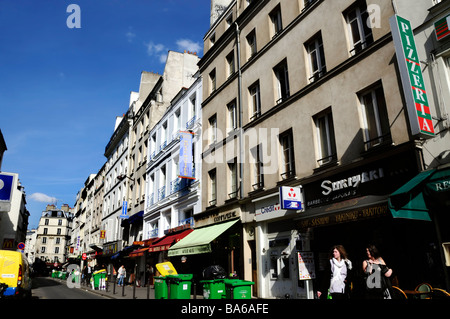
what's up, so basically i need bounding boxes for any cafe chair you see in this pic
[391,286,408,300]
[431,288,450,299]
[415,283,432,299]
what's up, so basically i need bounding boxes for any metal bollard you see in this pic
[193,282,196,299]
[113,276,116,294]
[122,281,125,297]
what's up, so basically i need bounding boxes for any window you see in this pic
[226,51,235,78]
[42,237,47,244]
[209,69,216,93]
[55,247,59,254]
[228,158,238,199]
[227,100,237,132]
[44,228,48,235]
[345,1,373,55]
[57,228,61,235]
[41,247,46,253]
[359,84,391,149]
[279,130,295,179]
[45,219,49,225]
[208,169,217,206]
[246,29,257,59]
[314,109,337,165]
[226,13,233,27]
[249,81,261,120]
[306,33,326,82]
[208,114,217,144]
[58,219,62,226]
[274,59,290,103]
[251,144,264,190]
[269,5,283,38]
[210,33,216,47]
[303,0,318,11]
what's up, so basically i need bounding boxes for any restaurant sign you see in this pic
[390,15,435,138]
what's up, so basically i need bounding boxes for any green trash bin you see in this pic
[224,279,254,299]
[92,270,107,290]
[154,276,169,299]
[200,279,226,299]
[167,274,193,299]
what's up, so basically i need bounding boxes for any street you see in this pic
[31,277,109,299]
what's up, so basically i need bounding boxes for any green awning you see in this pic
[168,219,239,257]
[424,166,450,207]
[388,169,435,221]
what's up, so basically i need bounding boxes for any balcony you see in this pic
[158,186,166,201]
[186,115,196,130]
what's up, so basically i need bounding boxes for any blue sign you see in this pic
[120,201,129,219]
[0,174,14,201]
[179,131,195,179]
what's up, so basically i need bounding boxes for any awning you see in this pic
[121,211,144,227]
[423,166,450,207]
[388,169,436,221]
[129,247,149,258]
[147,229,194,253]
[168,219,239,257]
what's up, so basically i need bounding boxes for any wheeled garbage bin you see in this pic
[154,276,169,299]
[200,279,226,299]
[167,274,193,299]
[92,269,107,290]
[224,279,254,299]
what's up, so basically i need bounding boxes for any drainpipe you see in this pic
[235,21,244,200]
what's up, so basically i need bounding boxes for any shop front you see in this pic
[389,163,450,290]
[251,191,307,299]
[168,209,243,286]
[293,146,435,297]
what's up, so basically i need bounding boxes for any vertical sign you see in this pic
[119,201,128,219]
[179,131,195,179]
[390,15,435,138]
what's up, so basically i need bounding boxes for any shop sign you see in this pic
[2,238,14,250]
[254,193,299,222]
[0,173,14,212]
[297,252,315,280]
[119,201,128,219]
[279,186,303,210]
[434,14,450,41]
[298,203,389,229]
[194,210,239,227]
[100,230,106,239]
[390,15,435,138]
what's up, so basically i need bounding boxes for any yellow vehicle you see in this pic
[0,250,32,298]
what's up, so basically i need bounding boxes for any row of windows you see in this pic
[39,247,62,254]
[207,81,390,205]
[208,0,374,103]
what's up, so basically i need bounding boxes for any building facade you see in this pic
[197,0,450,298]
[35,204,72,266]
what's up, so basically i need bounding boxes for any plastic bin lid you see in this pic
[156,262,178,276]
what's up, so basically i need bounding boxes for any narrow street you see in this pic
[31,277,109,299]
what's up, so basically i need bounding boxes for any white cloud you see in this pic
[176,39,202,54]
[145,41,168,63]
[29,192,57,204]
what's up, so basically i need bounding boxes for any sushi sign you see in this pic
[390,15,435,139]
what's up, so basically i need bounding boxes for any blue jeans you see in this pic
[118,275,124,286]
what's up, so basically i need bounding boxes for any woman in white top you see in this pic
[117,265,126,286]
[317,245,353,299]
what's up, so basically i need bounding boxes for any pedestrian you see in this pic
[117,265,126,286]
[86,265,92,284]
[362,244,393,299]
[317,245,353,300]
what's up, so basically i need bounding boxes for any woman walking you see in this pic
[317,245,353,299]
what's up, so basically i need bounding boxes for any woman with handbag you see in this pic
[363,244,393,299]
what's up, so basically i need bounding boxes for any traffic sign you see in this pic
[82,253,87,260]
[17,242,25,250]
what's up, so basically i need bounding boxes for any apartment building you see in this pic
[100,51,200,271]
[142,73,202,268]
[197,0,450,298]
[35,204,72,266]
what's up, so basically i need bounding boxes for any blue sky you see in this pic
[0,0,211,229]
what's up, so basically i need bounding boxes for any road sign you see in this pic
[82,253,87,260]
[17,242,25,250]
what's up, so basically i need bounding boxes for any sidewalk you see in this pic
[51,277,204,299]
